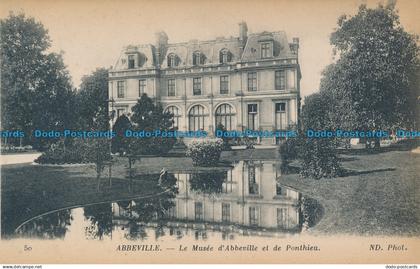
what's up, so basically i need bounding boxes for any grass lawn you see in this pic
[1,146,419,237]
[281,149,420,236]
[1,163,163,237]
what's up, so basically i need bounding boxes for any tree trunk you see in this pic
[96,172,101,191]
[374,137,381,149]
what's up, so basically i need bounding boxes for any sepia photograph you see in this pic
[0,0,419,266]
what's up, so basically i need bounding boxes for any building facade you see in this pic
[108,22,301,144]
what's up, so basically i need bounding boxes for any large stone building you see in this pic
[108,22,301,144]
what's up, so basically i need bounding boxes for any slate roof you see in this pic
[112,29,296,70]
[113,44,156,70]
[161,37,242,67]
[241,31,295,62]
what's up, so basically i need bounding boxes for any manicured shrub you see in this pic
[127,135,176,156]
[186,139,224,166]
[294,93,342,179]
[34,138,111,165]
[298,137,342,179]
[35,140,85,164]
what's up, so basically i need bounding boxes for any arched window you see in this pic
[193,51,205,66]
[219,49,231,64]
[165,106,180,129]
[215,104,235,130]
[189,105,208,131]
[167,53,178,67]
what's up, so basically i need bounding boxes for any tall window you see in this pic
[222,203,230,223]
[193,77,201,95]
[219,49,231,64]
[261,42,272,58]
[139,79,146,96]
[249,207,258,226]
[220,75,229,94]
[215,104,234,130]
[128,55,135,69]
[275,102,287,130]
[247,104,258,130]
[193,51,203,66]
[223,170,233,194]
[189,105,207,131]
[247,72,257,91]
[165,106,180,129]
[277,208,288,228]
[195,202,203,221]
[117,81,125,98]
[275,70,286,90]
[167,54,178,67]
[168,79,176,96]
[248,164,258,195]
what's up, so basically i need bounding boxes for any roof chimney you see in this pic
[239,22,248,56]
[154,31,168,66]
[290,37,300,55]
[239,21,248,43]
[155,31,168,48]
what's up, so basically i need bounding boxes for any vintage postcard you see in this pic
[0,0,419,265]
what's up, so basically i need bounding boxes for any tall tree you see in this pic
[130,93,174,131]
[30,53,78,149]
[111,114,131,154]
[128,93,176,155]
[0,12,76,147]
[321,3,419,146]
[298,93,341,179]
[75,68,109,130]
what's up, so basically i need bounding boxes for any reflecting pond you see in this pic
[12,160,323,240]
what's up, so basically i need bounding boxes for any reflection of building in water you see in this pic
[172,160,301,231]
[13,161,317,241]
[111,160,301,238]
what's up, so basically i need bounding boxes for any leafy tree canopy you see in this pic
[128,94,176,155]
[1,12,76,148]
[130,93,173,131]
[76,68,109,130]
[321,3,419,131]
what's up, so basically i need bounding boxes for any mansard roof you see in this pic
[111,29,297,71]
[113,44,156,69]
[241,31,295,61]
[161,37,242,67]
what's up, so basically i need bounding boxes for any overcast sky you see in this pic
[1,0,419,98]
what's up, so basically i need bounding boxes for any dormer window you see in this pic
[260,42,273,58]
[193,51,204,66]
[219,49,231,64]
[167,53,178,67]
[128,55,135,69]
